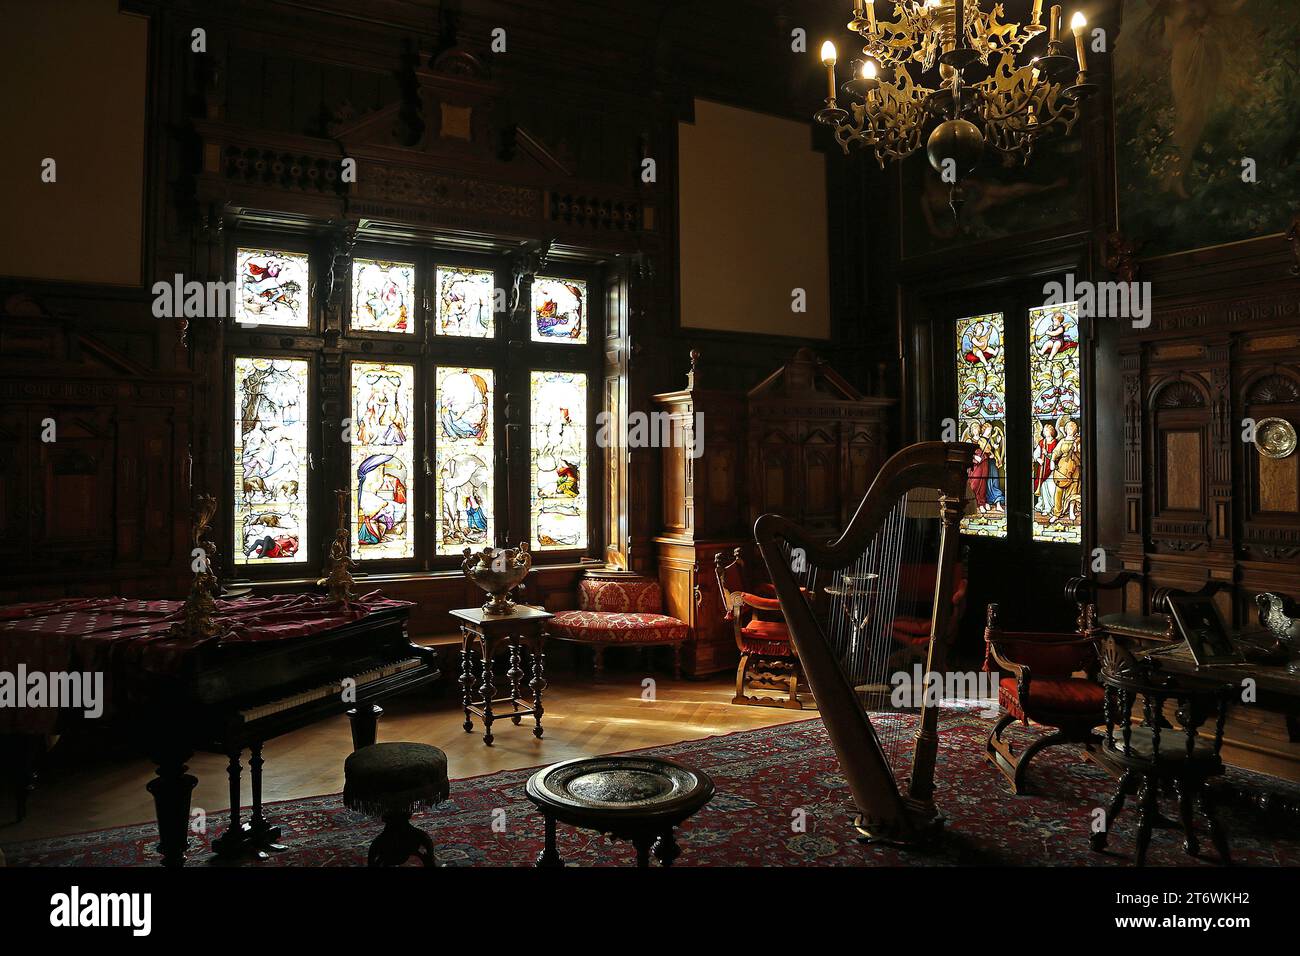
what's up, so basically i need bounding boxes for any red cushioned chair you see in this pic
[983,603,1106,794]
[548,573,688,679]
[887,561,967,671]
[714,548,804,709]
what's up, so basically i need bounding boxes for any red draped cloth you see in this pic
[0,591,412,733]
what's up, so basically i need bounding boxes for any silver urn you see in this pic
[461,543,532,615]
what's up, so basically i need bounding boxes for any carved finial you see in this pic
[686,349,700,390]
[985,603,999,630]
[1105,232,1140,284]
[319,488,356,602]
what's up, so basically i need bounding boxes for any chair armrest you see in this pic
[740,592,783,612]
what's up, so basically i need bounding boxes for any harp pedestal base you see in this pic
[853,800,945,846]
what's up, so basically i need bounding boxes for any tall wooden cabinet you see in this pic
[653,348,894,677]
[653,351,747,677]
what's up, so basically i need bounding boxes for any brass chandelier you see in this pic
[816,1,1097,213]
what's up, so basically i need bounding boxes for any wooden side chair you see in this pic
[983,603,1106,794]
[714,548,804,709]
[1090,638,1234,866]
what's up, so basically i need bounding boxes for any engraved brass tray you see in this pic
[1254,417,1297,460]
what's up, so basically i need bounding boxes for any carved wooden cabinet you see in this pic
[747,347,893,538]
[652,352,746,677]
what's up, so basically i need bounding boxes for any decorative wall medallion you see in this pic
[1254,417,1297,459]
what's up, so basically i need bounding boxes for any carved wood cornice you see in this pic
[1119,288,1300,338]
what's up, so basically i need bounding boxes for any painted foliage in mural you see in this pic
[436,266,495,338]
[531,277,587,343]
[236,248,310,327]
[352,259,415,333]
[1028,303,1083,543]
[1114,0,1300,255]
[350,362,415,561]
[531,371,587,550]
[435,367,494,555]
[956,313,1007,538]
[234,357,309,563]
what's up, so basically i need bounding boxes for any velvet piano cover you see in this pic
[0,591,413,734]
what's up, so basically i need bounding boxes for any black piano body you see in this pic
[133,602,438,866]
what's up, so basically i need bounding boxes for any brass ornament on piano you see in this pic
[320,488,356,602]
[816,1,1095,216]
[756,441,975,844]
[170,494,222,643]
[461,543,532,615]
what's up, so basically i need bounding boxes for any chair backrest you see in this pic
[1097,637,1233,766]
[577,576,663,614]
[713,547,748,612]
[981,602,1096,676]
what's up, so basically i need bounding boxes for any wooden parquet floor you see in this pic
[1,672,813,844]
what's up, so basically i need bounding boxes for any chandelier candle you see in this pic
[1032,0,1042,23]
[822,41,838,101]
[1071,12,1088,72]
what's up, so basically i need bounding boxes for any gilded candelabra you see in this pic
[817,1,1097,214]
[169,494,222,643]
[319,488,356,602]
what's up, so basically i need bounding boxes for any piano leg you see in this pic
[212,750,256,858]
[347,704,384,751]
[147,747,197,868]
[247,743,285,853]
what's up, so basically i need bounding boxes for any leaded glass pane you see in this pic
[1029,302,1083,543]
[436,266,495,338]
[235,248,310,327]
[350,362,416,560]
[956,312,1008,538]
[530,277,587,343]
[435,367,494,555]
[352,258,415,333]
[530,371,587,550]
[233,357,309,564]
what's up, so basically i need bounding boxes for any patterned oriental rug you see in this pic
[6,710,1299,867]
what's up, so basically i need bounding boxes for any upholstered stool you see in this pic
[343,742,450,867]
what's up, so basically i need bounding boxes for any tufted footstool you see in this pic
[344,742,450,867]
[549,573,688,679]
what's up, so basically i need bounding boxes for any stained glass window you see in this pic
[530,277,587,344]
[956,312,1008,538]
[235,248,310,327]
[350,362,416,560]
[352,259,415,333]
[1028,302,1082,543]
[435,367,494,555]
[233,357,309,564]
[531,371,587,550]
[436,266,495,338]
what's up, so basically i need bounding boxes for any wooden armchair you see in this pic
[1090,638,1234,866]
[983,603,1106,794]
[714,548,804,709]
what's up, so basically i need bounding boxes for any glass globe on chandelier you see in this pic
[816,1,1097,215]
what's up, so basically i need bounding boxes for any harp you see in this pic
[755,441,975,843]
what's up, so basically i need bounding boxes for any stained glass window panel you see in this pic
[436,266,495,338]
[352,259,415,333]
[1028,302,1083,543]
[235,248,310,327]
[956,312,1008,538]
[350,362,416,561]
[435,367,494,555]
[233,357,309,564]
[531,371,587,550]
[530,277,587,344]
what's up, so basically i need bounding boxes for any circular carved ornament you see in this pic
[1254,417,1297,460]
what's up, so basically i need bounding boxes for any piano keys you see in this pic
[1,591,441,866]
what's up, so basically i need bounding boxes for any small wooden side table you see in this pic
[451,605,552,746]
[526,756,714,867]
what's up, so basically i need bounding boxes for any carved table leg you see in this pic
[536,813,564,868]
[480,634,496,745]
[1178,778,1199,857]
[460,629,475,733]
[347,704,384,751]
[1091,769,1133,852]
[530,636,547,739]
[1201,785,1232,865]
[509,640,524,725]
[147,749,198,868]
[633,835,653,868]
[1134,776,1157,867]
[653,829,681,867]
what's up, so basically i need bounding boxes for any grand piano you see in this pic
[1,591,440,866]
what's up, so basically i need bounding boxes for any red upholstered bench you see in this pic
[549,575,688,679]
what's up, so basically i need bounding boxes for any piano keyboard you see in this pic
[237,657,424,724]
